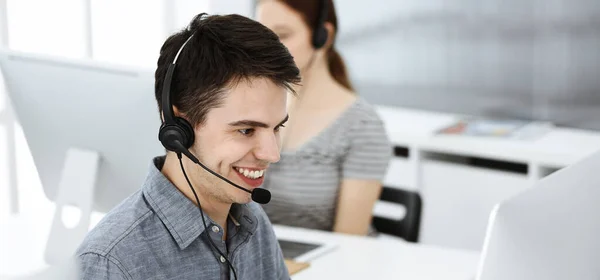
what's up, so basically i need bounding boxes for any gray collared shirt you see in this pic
[76,156,290,280]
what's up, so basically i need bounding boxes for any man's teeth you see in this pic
[235,167,265,179]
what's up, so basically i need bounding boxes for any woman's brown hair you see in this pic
[276,0,354,91]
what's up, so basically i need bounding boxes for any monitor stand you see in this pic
[1,70,19,215]
[44,147,99,266]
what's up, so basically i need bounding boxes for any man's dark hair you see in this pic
[154,13,301,126]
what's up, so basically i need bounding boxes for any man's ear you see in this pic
[172,107,198,131]
[172,106,181,116]
[159,106,178,122]
[160,106,185,123]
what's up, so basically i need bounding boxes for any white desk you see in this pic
[274,225,480,280]
[1,212,480,279]
[376,105,600,167]
[374,105,600,251]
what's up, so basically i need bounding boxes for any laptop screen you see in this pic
[278,239,322,260]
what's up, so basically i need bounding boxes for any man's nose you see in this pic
[253,132,281,163]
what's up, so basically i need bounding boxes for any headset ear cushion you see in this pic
[175,117,195,149]
[158,117,195,152]
[312,26,328,49]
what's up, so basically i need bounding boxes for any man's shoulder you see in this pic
[76,190,153,257]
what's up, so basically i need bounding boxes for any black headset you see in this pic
[312,0,330,49]
[157,32,271,205]
[158,35,196,154]
[159,0,330,149]
[157,33,244,280]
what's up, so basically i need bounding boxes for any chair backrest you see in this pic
[372,186,423,242]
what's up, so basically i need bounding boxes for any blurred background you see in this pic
[1,0,598,131]
[0,0,599,277]
[338,0,600,131]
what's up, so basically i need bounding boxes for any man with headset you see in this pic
[76,13,300,279]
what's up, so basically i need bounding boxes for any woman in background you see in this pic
[256,0,392,235]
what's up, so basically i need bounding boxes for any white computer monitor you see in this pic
[0,49,163,213]
[476,149,600,280]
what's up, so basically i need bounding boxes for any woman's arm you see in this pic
[333,179,383,235]
[333,105,392,235]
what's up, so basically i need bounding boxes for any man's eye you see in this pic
[239,128,254,136]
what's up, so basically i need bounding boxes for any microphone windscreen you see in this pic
[251,188,271,204]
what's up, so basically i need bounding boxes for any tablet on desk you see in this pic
[278,238,337,263]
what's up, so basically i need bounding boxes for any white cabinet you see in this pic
[373,105,600,251]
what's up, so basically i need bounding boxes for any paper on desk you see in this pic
[436,118,553,140]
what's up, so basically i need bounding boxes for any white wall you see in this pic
[209,0,253,17]
[0,0,258,217]
[333,0,600,130]
[0,0,236,219]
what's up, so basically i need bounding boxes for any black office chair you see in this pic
[372,186,423,242]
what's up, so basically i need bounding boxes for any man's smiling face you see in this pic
[188,77,288,204]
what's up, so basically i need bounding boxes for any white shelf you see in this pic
[375,105,600,250]
[376,105,600,169]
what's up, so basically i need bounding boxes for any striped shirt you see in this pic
[261,98,393,231]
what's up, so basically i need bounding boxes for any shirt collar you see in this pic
[142,156,258,250]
